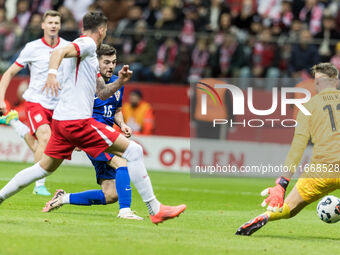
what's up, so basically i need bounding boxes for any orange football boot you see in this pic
[150,204,186,224]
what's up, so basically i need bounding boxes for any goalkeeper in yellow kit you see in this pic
[236,63,340,236]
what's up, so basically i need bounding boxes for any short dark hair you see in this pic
[83,11,107,31]
[42,10,61,21]
[130,89,143,99]
[312,63,339,79]
[97,44,116,58]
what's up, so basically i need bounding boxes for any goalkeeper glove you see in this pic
[261,176,290,212]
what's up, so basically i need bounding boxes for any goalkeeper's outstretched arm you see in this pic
[261,110,310,211]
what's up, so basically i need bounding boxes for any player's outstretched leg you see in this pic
[43,172,143,219]
[44,158,143,220]
[235,211,274,236]
[43,185,143,219]
[43,189,107,212]
[236,202,294,236]
[0,155,63,204]
[106,137,186,224]
[236,185,308,236]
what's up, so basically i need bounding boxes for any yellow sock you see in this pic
[265,203,291,221]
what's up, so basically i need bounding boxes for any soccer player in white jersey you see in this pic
[0,10,69,196]
[0,11,186,224]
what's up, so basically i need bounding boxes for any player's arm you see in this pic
[282,134,309,179]
[261,110,310,212]
[0,63,23,114]
[96,65,132,101]
[42,44,79,97]
[114,107,132,138]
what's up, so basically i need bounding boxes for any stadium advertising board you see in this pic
[0,126,313,176]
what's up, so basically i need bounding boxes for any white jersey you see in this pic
[53,36,99,121]
[16,37,69,110]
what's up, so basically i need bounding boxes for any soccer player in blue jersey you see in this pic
[42,44,143,220]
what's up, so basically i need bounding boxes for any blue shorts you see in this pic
[87,152,116,184]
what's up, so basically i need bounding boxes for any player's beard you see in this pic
[102,74,110,82]
[106,71,113,78]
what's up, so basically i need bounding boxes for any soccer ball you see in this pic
[317,195,340,223]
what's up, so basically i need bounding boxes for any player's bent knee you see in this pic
[124,141,143,162]
[129,141,143,159]
[39,154,63,172]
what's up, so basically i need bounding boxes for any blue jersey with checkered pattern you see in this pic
[92,75,124,127]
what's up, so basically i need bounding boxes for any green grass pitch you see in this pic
[0,161,339,255]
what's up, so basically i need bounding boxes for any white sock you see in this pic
[145,199,161,216]
[35,178,46,187]
[119,207,131,214]
[0,162,51,201]
[62,193,70,204]
[122,141,160,215]
[10,119,30,139]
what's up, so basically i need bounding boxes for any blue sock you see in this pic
[115,167,131,209]
[69,190,106,205]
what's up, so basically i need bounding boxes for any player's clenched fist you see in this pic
[121,123,132,138]
[118,65,133,84]
[43,73,61,97]
[261,176,290,212]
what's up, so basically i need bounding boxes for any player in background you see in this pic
[0,11,186,224]
[0,10,69,196]
[0,83,38,154]
[236,63,340,236]
[43,44,143,220]
[122,89,155,135]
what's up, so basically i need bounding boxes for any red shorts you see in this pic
[25,101,53,135]
[44,118,120,160]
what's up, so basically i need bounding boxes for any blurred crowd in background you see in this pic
[1,0,340,85]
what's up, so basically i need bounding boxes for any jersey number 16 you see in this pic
[103,105,113,117]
